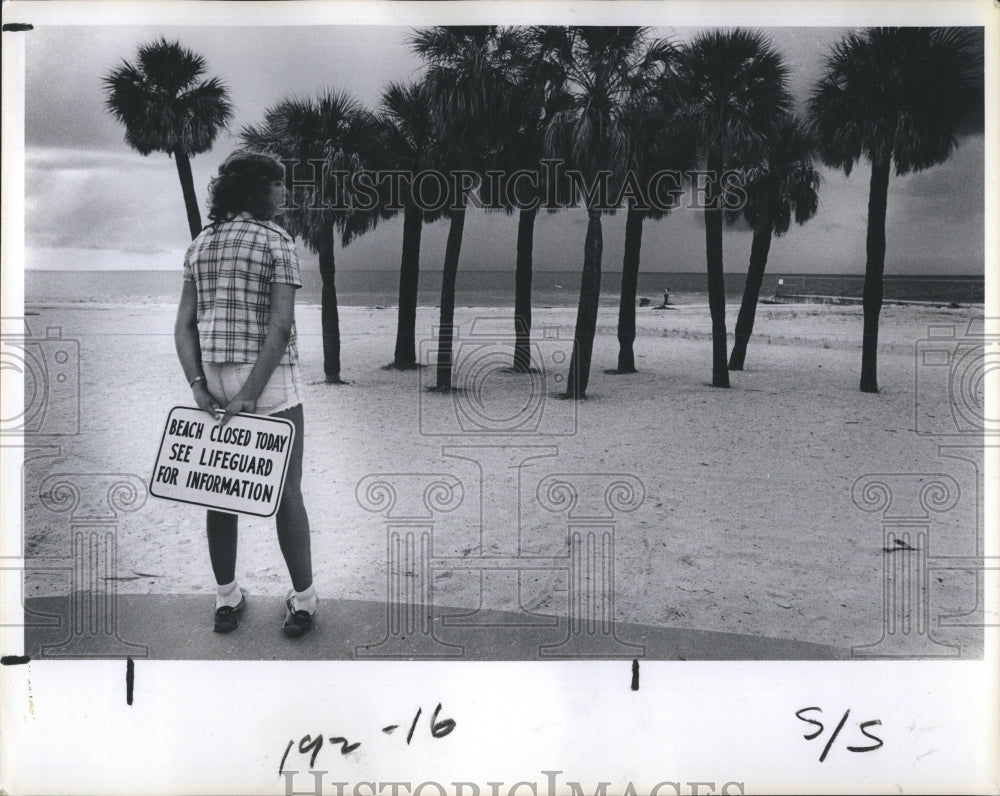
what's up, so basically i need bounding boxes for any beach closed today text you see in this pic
[150,406,295,516]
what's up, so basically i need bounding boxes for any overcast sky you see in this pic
[21,23,986,275]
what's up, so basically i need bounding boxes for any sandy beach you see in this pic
[19,297,986,657]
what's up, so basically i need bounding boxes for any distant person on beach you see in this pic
[174,151,318,638]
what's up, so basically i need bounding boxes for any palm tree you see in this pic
[540,26,663,399]
[809,27,983,392]
[377,81,439,370]
[411,26,526,390]
[727,114,820,371]
[489,29,579,373]
[483,29,568,373]
[609,79,695,374]
[103,37,232,239]
[662,29,790,388]
[241,91,372,383]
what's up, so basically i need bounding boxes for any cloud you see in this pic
[892,134,985,200]
[25,146,216,252]
[18,24,987,278]
[26,24,421,153]
[27,147,169,173]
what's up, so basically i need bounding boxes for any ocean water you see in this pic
[24,268,984,307]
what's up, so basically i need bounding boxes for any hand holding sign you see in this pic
[190,380,223,418]
[219,394,258,427]
[150,406,295,517]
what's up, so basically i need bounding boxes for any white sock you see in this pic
[216,579,242,610]
[293,584,318,614]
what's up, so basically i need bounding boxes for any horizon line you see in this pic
[22,267,987,278]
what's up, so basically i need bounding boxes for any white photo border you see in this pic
[2,1,997,794]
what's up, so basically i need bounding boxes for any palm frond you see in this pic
[535,25,672,209]
[808,26,983,175]
[411,25,528,167]
[238,87,385,250]
[663,28,791,167]
[725,113,820,235]
[102,38,232,157]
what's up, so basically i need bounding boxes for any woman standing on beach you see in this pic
[174,151,318,638]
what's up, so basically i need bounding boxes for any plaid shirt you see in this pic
[183,213,301,365]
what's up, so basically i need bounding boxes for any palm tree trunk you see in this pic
[513,206,537,372]
[393,199,423,369]
[436,197,467,389]
[317,224,343,383]
[565,208,603,399]
[615,202,645,374]
[728,216,774,371]
[705,150,730,388]
[860,159,890,393]
[174,149,202,239]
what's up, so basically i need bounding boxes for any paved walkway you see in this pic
[21,593,849,660]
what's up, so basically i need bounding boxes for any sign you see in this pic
[150,406,295,517]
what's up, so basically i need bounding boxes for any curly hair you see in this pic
[207,151,285,222]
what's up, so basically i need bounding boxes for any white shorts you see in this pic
[203,362,302,416]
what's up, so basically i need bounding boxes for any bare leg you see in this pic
[206,509,238,585]
[273,403,313,592]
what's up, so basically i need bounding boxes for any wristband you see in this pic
[189,375,206,388]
